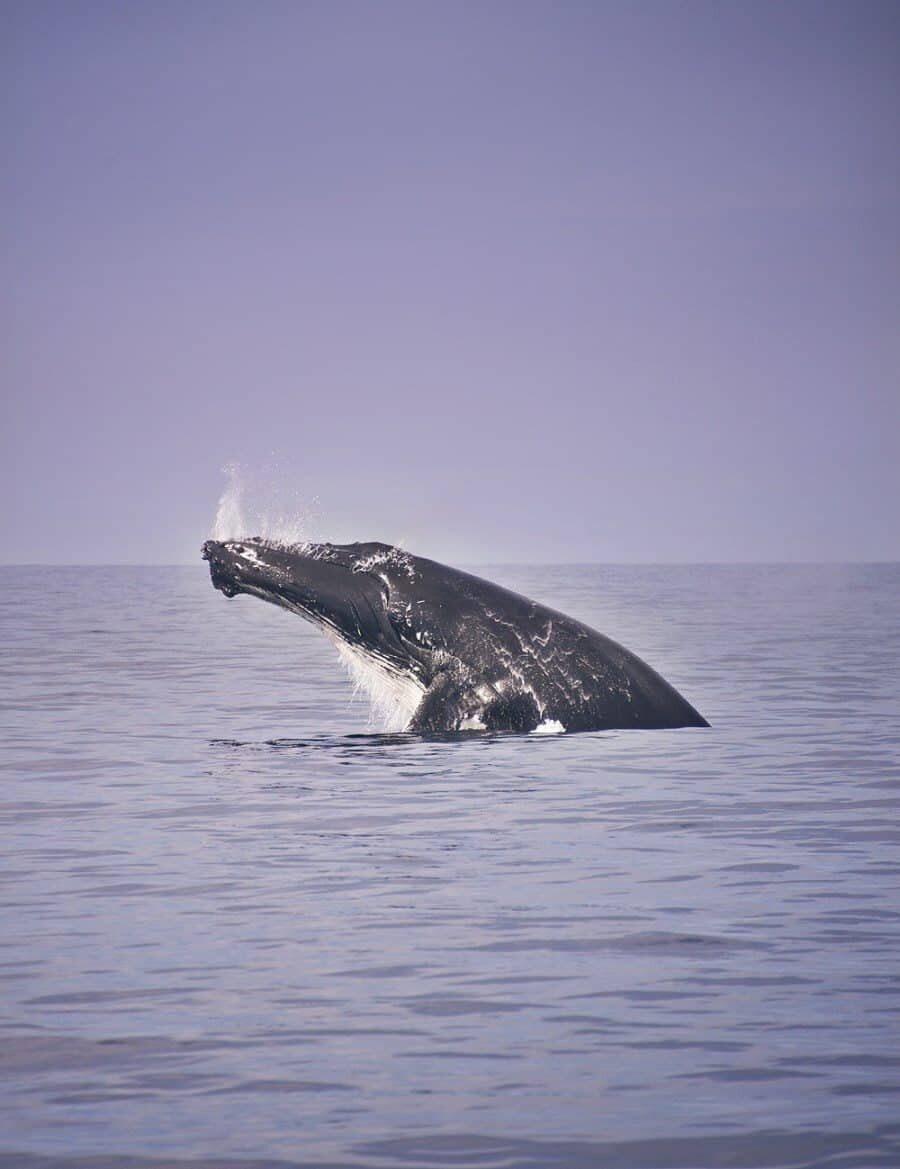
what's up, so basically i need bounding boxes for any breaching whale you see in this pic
[201,538,708,734]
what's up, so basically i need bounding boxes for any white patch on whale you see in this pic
[532,719,565,735]
[354,547,416,580]
[232,543,263,565]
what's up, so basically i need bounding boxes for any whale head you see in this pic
[200,538,458,725]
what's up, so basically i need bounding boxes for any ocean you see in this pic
[2,563,899,1169]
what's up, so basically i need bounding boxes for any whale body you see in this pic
[202,538,708,734]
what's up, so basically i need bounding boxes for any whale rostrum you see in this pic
[202,538,708,734]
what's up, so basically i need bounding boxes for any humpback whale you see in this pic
[201,538,708,734]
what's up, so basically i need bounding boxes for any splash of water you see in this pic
[332,637,424,733]
[212,463,245,542]
[211,463,318,546]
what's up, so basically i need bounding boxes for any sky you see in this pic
[3,0,898,564]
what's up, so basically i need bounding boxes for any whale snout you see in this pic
[202,540,242,597]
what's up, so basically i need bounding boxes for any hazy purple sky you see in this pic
[3,1,898,564]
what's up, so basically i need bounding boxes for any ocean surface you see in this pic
[2,563,899,1169]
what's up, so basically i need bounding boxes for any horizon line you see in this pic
[2,560,898,569]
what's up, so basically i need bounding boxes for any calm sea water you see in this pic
[2,564,899,1169]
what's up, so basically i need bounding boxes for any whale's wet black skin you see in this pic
[201,539,708,734]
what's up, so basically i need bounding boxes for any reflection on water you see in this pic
[1,564,899,1168]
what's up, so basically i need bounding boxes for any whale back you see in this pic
[390,558,708,732]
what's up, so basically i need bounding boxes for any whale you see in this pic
[201,538,708,734]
